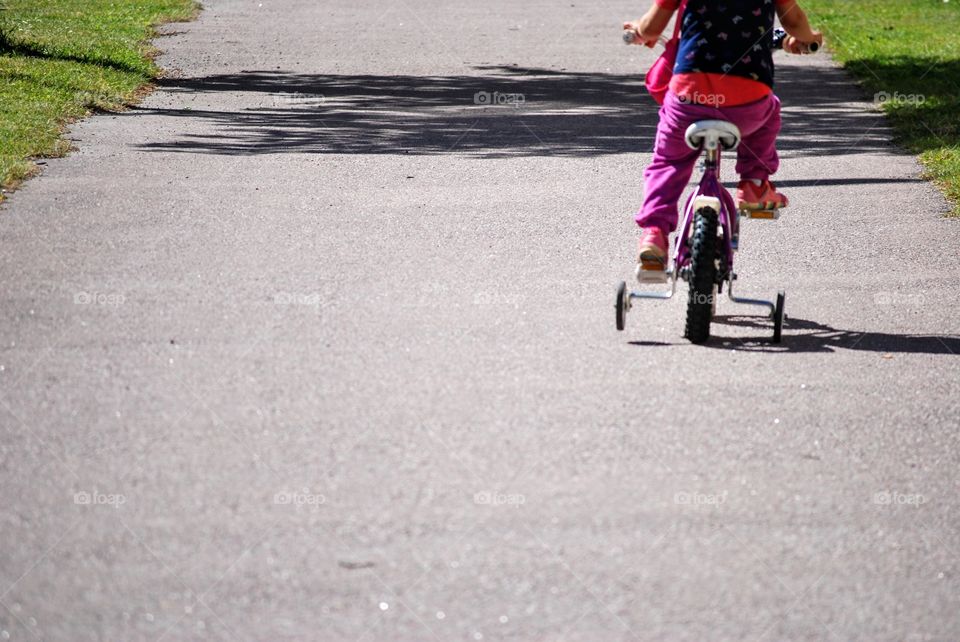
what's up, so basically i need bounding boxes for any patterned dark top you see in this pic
[673,0,778,88]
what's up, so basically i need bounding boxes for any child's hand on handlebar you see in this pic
[622,20,660,48]
[783,31,823,55]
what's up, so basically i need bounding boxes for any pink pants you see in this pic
[635,92,782,233]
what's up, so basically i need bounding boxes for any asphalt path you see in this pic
[1,0,959,639]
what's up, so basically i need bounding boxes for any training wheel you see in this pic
[615,281,628,331]
[772,290,785,343]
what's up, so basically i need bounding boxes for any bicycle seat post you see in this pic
[704,147,719,168]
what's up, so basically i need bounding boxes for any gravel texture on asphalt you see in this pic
[1,1,958,640]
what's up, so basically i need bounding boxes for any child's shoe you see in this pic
[737,180,789,211]
[635,227,668,275]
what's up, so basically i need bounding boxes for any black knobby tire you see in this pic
[772,290,785,343]
[615,281,627,332]
[684,208,719,344]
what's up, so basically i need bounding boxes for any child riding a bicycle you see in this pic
[624,0,822,272]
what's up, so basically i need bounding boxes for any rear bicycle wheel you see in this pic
[684,208,719,344]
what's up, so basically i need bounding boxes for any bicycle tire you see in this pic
[684,208,719,344]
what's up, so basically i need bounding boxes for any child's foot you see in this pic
[635,227,668,273]
[737,180,789,211]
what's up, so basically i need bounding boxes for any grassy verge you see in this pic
[802,0,960,216]
[0,0,198,198]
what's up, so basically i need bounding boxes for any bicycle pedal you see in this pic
[743,208,780,220]
[635,264,670,284]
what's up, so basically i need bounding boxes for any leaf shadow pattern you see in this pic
[131,62,897,159]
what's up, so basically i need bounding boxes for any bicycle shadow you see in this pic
[708,315,960,354]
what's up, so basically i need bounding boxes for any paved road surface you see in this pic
[2,1,959,640]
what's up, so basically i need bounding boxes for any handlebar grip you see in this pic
[772,28,787,50]
[772,28,819,54]
[622,31,670,47]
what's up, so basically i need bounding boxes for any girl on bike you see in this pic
[624,0,822,272]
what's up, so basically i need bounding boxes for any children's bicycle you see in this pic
[615,29,816,344]
[615,120,785,343]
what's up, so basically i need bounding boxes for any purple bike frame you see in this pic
[671,149,738,273]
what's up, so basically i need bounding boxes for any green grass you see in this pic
[0,0,198,196]
[802,0,960,216]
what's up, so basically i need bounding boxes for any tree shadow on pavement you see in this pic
[707,315,960,354]
[134,63,896,159]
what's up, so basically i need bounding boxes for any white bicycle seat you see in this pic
[684,120,741,151]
